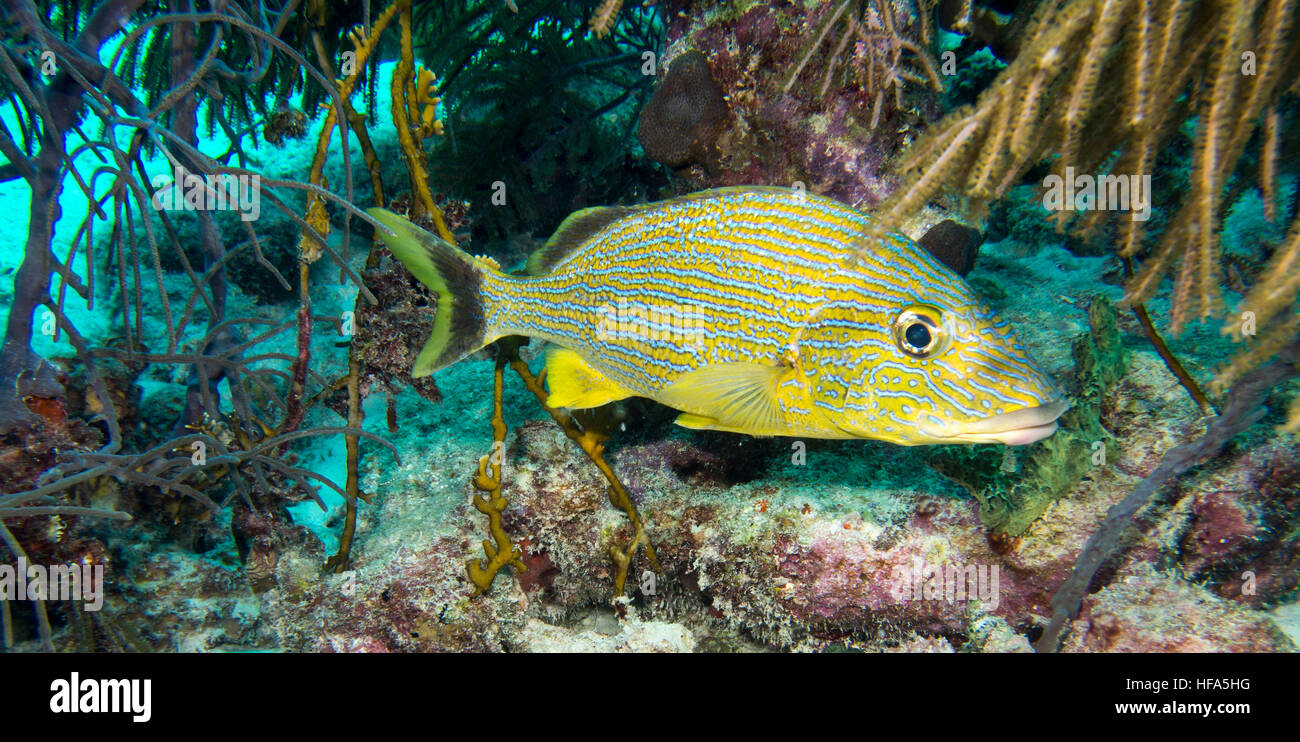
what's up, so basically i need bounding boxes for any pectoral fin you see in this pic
[544,348,633,409]
[659,362,789,436]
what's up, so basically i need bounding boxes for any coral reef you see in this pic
[654,0,942,205]
[1039,335,1300,651]
[1062,565,1294,653]
[0,0,404,647]
[1,0,1296,657]
[6,211,1295,654]
[1176,439,1300,607]
[224,279,1290,652]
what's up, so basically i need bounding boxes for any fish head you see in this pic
[812,262,1068,445]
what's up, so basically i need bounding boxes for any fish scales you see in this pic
[368,187,1069,445]
[491,192,920,384]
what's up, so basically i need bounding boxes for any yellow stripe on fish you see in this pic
[367,186,1068,445]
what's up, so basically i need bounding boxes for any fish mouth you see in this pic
[919,397,1072,445]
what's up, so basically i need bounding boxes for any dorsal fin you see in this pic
[526,204,640,275]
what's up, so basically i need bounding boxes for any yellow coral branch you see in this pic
[1212,313,1300,394]
[300,2,400,260]
[1231,217,1300,335]
[1058,0,1125,171]
[389,1,456,243]
[1130,0,1151,128]
[1262,106,1279,223]
[879,0,1300,391]
[1285,394,1300,433]
[885,119,980,225]
[465,347,526,594]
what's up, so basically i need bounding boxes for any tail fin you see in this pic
[367,208,494,377]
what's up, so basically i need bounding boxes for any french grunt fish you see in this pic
[367,186,1069,445]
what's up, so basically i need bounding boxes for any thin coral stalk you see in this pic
[505,349,661,596]
[389,1,440,230]
[784,0,853,94]
[324,353,365,573]
[1123,259,1216,415]
[1261,105,1279,223]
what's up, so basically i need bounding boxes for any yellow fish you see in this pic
[367,187,1067,445]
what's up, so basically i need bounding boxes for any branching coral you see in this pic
[464,339,527,593]
[887,2,1300,646]
[1,484,129,649]
[414,0,661,245]
[311,0,457,571]
[507,349,661,596]
[388,1,444,233]
[0,0,403,646]
[1213,215,1300,394]
[0,0,666,650]
[295,2,659,593]
[876,0,1300,398]
[108,0,373,138]
[462,337,661,597]
[784,0,943,125]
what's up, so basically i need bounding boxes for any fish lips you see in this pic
[919,397,1072,445]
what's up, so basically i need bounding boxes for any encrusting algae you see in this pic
[368,186,1069,448]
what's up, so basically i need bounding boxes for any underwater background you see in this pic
[0,0,1298,653]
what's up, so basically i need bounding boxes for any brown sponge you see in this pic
[636,50,728,174]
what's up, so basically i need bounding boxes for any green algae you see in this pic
[929,295,1130,536]
[966,275,1009,305]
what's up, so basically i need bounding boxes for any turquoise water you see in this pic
[1,0,1297,654]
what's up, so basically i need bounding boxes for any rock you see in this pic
[1062,565,1297,653]
[520,615,697,653]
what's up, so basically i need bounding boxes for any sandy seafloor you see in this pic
[1,60,1298,652]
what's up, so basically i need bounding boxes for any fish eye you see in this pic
[891,305,948,358]
[906,322,931,348]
